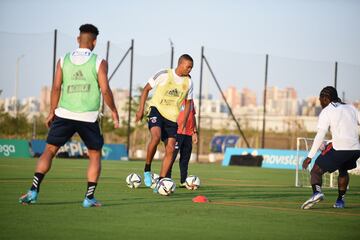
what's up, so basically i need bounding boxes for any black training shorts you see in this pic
[46,116,104,150]
[147,107,178,142]
[315,143,360,173]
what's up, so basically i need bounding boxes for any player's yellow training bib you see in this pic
[149,69,189,122]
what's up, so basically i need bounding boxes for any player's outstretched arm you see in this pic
[46,60,62,128]
[135,83,152,123]
[307,129,327,159]
[98,60,119,128]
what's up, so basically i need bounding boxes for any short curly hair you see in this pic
[178,54,193,64]
[79,24,99,36]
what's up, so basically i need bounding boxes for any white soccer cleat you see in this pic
[301,192,325,210]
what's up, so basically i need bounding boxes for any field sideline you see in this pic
[0,158,359,240]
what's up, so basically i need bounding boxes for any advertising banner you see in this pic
[222,147,309,170]
[31,140,128,160]
[210,135,239,153]
[0,139,32,158]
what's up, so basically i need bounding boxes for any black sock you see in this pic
[311,184,322,194]
[86,182,97,199]
[30,172,45,193]
[337,190,346,201]
[144,164,151,172]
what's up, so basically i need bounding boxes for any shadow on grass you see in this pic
[197,185,308,200]
[36,201,81,206]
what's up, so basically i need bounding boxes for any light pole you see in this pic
[15,54,25,116]
[169,38,174,68]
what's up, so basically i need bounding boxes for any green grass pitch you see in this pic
[0,158,359,240]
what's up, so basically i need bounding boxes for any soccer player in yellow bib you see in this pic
[135,54,194,191]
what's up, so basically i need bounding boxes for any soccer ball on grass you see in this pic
[185,175,200,190]
[157,178,176,196]
[126,173,142,188]
[150,173,160,189]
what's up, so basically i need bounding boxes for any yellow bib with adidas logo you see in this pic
[149,69,190,122]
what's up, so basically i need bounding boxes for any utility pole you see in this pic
[15,54,25,116]
[169,38,174,68]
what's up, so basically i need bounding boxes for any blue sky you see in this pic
[0,0,359,102]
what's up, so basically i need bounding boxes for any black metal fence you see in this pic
[0,30,359,161]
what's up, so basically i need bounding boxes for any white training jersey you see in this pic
[55,48,104,122]
[317,102,360,150]
[147,69,193,100]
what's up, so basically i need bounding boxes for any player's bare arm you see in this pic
[135,83,152,122]
[179,99,191,133]
[46,60,62,128]
[98,59,119,128]
[192,114,198,144]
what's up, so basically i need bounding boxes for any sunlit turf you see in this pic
[0,158,359,240]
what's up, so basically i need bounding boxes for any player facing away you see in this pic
[19,24,119,207]
[301,86,360,209]
[166,99,198,186]
[135,54,194,189]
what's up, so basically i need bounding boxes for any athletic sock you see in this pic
[86,182,97,199]
[311,184,322,194]
[337,190,346,201]
[30,172,45,193]
[144,164,151,172]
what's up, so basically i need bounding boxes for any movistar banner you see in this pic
[222,147,309,170]
[0,139,32,158]
[31,140,128,160]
